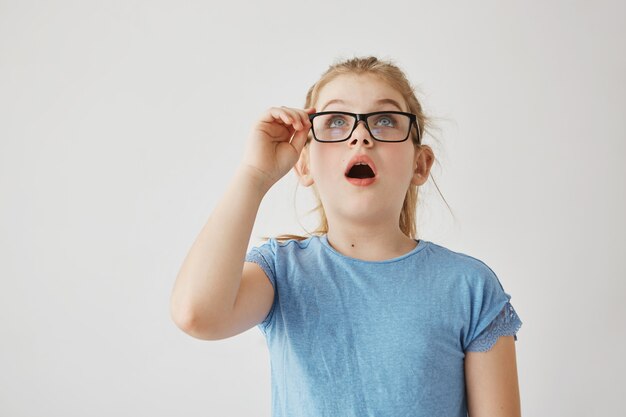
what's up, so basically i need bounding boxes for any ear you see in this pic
[411,145,435,186]
[293,145,315,187]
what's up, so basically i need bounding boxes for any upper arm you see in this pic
[207,261,275,340]
[464,335,522,417]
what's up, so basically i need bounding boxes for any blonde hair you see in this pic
[267,56,451,243]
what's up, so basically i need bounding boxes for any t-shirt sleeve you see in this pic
[465,301,523,352]
[244,238,278,332]
[462,263,523,353]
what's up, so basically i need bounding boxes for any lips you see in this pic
[344,154,377,187]
[344,154,378,178]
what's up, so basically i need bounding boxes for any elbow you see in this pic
[170,300,217,341]
[170,303,194,333]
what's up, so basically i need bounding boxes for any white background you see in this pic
[1,0,624,416]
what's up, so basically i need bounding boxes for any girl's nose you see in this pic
[348,120,374,147]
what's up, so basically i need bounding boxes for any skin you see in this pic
[465,335,522,417]
[294,73,435,261]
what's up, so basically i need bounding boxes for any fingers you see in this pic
[262,106,314,133]
[290,124,310,154]
[283,107,314,153]
[280,106,314,130]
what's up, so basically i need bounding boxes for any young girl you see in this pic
[171,56,523,417]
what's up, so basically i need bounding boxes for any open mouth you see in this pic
[344,154,377,186]
[345,163,376,179]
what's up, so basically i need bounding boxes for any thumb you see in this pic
[290,107,315,153]
[290,127,310,155]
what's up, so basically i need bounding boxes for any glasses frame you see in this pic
[308,110,421,144]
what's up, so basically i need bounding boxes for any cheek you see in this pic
[384,147,416,176]
[309,145,344,180]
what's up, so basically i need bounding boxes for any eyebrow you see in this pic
[319,98,405,112]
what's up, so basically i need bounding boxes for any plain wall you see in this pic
[1,0,625,416]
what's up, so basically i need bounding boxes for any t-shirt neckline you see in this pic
[317,234,428,264]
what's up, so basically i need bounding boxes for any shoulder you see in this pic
[255,235,316,249]
[247,234,319,259]
[424,241,505,291]
[425,241,498,275]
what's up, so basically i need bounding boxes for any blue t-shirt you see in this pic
[245,234,523,417]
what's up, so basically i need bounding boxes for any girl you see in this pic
[171,56,523,417]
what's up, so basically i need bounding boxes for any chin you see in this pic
[336,200,391,219]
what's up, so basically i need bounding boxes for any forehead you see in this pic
[315,73,407,112]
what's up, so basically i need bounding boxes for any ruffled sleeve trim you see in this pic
[465,301,523,352]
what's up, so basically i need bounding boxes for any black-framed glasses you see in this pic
[308,111,420,143]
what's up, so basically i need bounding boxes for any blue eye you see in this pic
[329,117,348,128]
[374,116,395,127]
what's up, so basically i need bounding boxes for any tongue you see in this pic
[347,164,375,178]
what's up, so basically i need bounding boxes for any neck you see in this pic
[325,220,417,262]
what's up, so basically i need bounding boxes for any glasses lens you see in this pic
[312,113,354,142]
[367,113,411,141]
[312,113,411,142]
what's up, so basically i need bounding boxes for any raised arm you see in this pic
[169,106,314,340]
